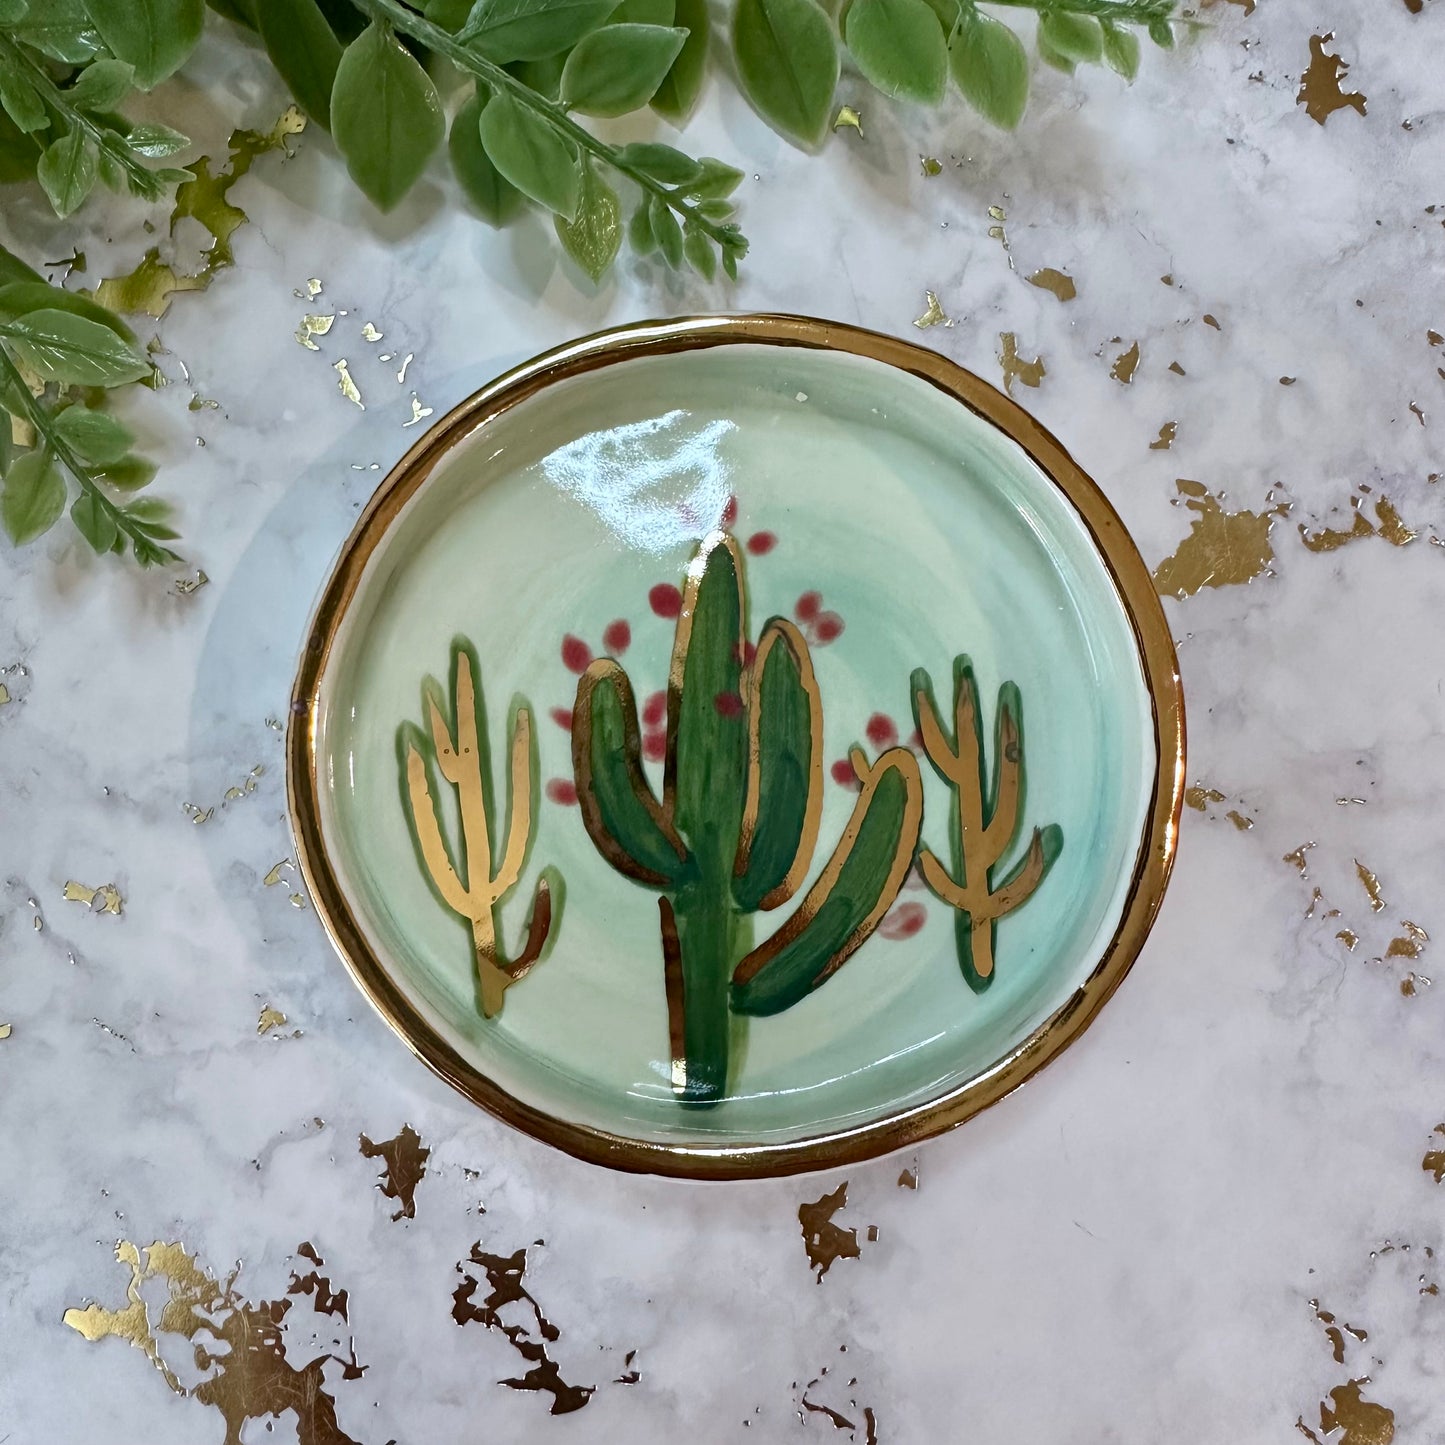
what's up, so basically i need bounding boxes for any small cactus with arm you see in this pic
[911,655,1062,991]
[399,640,558,1018]
[572,531,924,1106]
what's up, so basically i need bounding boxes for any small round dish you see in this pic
[288,314,1183,1179]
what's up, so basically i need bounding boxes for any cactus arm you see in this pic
[917,844,966,911]
[658,897,688,1093]
[982,684,1023,866]
[730,746,924,1017]
[432,651,495,893]
[403,742,473,915]
[502,870,556,984]
[491,703,534,899]
[911,667,958,786]
[734,618,824,912]
[572,659,689,887]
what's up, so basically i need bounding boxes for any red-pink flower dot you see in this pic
[714,690,744,719]
[902,864,927,890]
[721,494,738,527]
[831,758,859,788]
[746,531,776,555]
[908,727,924,751]
[602,619,631,654]
[548,707,574,732]
[880,902,927,940]
[561,635,592,674]
[795,590,822,623]
[866,713,898,748]
[545,779,578,806]
[643,729,666,762]
[732,640,758,668]
[649,583,683,618]
[642,690,667,727]
[812,612,844,645]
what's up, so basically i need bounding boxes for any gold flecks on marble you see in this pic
[1202,314,1221,331]
[1355,860,1386,912]
[0,683,9,706]
[1409,402,1426,426]
[832,105,863,135]
[1283,842,1317,876]
[360,322,383,341]
[1169,360,1186,376]
[1401,972,1427,996]
[294,313,335,350]
[1110,341,1141,384]
[262,859,292,888]
[94,108,305,318]
[1226,810,1253,831]
[1161,273,1175,286]
[257,1006,288,1034]
[1153,480,1283,598]
[1337,928,1360,951]
[1385,921,1428,959]
[359,1125,430,1221]
[333,359,364,409]
[402,395,434,427]
[920,156,943,177]
[288,892,307,909]
[799,1183,865,1281]
[1298,33,1368,125]
[1186,786,1226,811]
[396,353,414,384]
[1316,1381,1395,1445]
[299,277,323,299]
[986,203,1012,265]
[1150,422,1178,451]
[182,802,213,824]
[1429,330,1443,347]
[173,569,208,596]
[63,880,124,915]
[0,1023,11,1040]
[1027,268,1076,302]
[898,1167,918,1189]
[913,291,951,329]
[998,333,1045,395]
[1299,494,1417,552]
[1423,1125,1445,1182]
[1311,1300,1368,1364]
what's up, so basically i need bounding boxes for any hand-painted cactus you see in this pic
[572,531,924,1106]
[911,655,1062,991]
[399,640,560,1018]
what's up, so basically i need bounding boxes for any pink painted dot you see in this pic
[721,494,738,527]
[642,690,667,727]
[866,713,898,749]
[831,758,859,788]
[811,612,845,645]
[602,619,631,654]
[746,531,776,555]
[732,640,758,668]
[643,729,666,762]
[908,727,924,751]
[714,691,744,719]
[902,863,927,890]
[650,583,682,618]
[549,707,574,732]
[795,590,822,623]
[545,779,578,806]
[561,635,592,674]
[880,902,927,940]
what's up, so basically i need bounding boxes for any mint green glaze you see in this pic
[315,344,1156,1148]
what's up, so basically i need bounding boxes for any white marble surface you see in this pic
[3,1,1444,1438]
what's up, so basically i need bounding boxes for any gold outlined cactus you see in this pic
[400,641,558,1017]
[912,655,1062,991]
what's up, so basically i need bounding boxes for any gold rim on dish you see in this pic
[287,314,1186,1180]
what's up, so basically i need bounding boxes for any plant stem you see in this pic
[983,0,1176,20]
[0,346,174,563]
[347,0,741,253]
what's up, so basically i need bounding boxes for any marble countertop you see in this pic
[3,1,1442,1438]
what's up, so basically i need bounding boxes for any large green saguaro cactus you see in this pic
[572,531,924,1106]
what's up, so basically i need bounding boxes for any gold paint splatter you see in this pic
[1283,842,1317,875]
[1298,33,1368,126]
[1385,921,1428,959]
[913,291,950,329]
[832,104,863,135]
[257,1006,288,1034]
[262,859,292,887]
[1185,786,1226,811]
[289,892,307,909]
[799,1183,863,1281]
[1169,360,1186,376]
[396,352,414,384]
[95,108,305,318]
[898,1167,917,1189]
[402,395,434,427]
[1337,928,1359,951]
[1153,480,1281,598]
[1424,1125,1445,1182]
[1281,376,1297,385]
[1429,330,1443,347]
[1409,402,1425,426]
[0,683,9,705]
[360,321,383,341]
[1202,314,1221,331]
[295,313,335,350]
[359,1125,430,1221]
[63,880,124,915]
[988,204,1005,221]
[1150,422,1178,450]
[1355,860,1385,912]
[301,277,323,299]
[1318,1381,1394,1445]
[1110,342,1141,384]
[920,156,942,177]
[1299,495,1416,551]
[1027,268,1076,302]
[1401,973,1419,996]
[1227,810,1253,831]
[999,333,1045,395]
[0,1023,10,1040]
[172,569,208,596]
[333,359,364,409]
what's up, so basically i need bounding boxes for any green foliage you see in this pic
[732,0,838,148]
[80,0,205,89]
[650,0,708,122]
[558,23,687,118]
[448,86,524,224]
[2,446,64,544]
[554,157,621,280]
[0,309,150,386]
[253,0,343,127]
[843,0,947,105]
[477,85,579,219]
[458,0,617,63]
[949,9,1029,129]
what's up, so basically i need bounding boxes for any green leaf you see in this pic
[508,51,567,98]
[0,282,138,344]
[66,59,137,111]
[0,62,45,132]
[205,0,257,25]
[650,0,707,121]
[123,494,172,525]
[628,199,657,254]
[1035,29,1074,73]
[95,453,157,490]
[80,0,205,89]
[1100,19,1140,81]
[254,0,343,128]
[1148,17,1174,49]
[477,87,579,220]
[690,156,743,199]
[732,0,838,149]
[694,197,733,222]
[1,448,64,545]
[71,490,118,553]
[554,159,621,280]
[0,109,41,183]
[36,128,98,217]
[448,87,524,225]
[460,0,617,64]
[124,121,189,157]
[11,0,104,64]
[1038,11,1102,65]
[609,0,671,21]
[949,9,1027,130]
[559,23,686,116]
[616,141,701,186]
[0,309,150,386]
[331,21,444,211]
[0,242,41,287]
[424,0,472,26]
[682,223,715,280]
[313,0,365,42]
[844,0,946,104]
[0,0,30,22]
[649,193,683,266]
[54,406,133,464]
